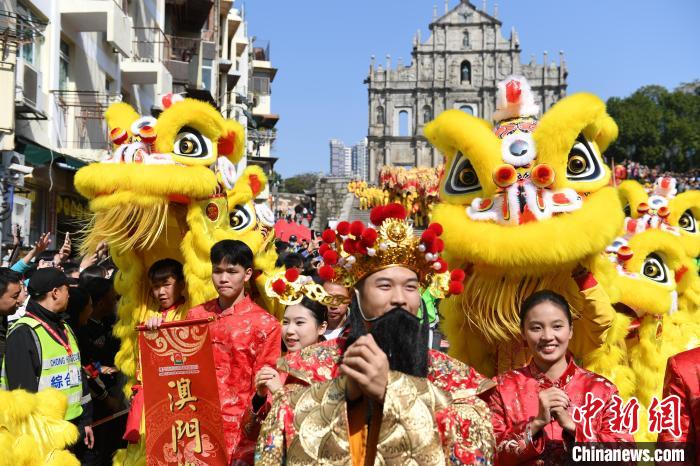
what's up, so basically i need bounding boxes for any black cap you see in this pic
[28,268,71,298]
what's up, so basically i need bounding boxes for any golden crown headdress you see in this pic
[266,203,466,306]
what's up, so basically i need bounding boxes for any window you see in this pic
[398,110,409,136]
[376,106,384,124]
[460,60,471,83]
[460,105,474,115]
[423,105,432,123]
[462,30,470,48]
[17,3,38,65]
[252,71,271,95]
[201,58,213,91]
[59,40,70,90]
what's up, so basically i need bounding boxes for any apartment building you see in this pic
[0,0,279,245]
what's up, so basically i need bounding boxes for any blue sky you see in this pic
[244,0,700,178]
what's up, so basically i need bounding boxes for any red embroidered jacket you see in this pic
[186,296,281,463]
[657,346,699,466]
[485,357,634,465]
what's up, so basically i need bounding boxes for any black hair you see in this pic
[282,253,303,270]
[79,265,108,288]
[0,267,22,296]
[294,296,328,326]
[148,258,184,284]
[83,277,114,306]
[210,239,253,270]
[519,289,573,327]
[61,261,80,276]
[37,250,58,262]
[66,287,91,330]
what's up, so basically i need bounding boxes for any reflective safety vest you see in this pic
[0,315,84,421]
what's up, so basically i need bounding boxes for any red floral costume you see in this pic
[485,356,634,465]
[657,346,699,466]
[186,295,281,463]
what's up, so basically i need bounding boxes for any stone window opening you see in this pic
[398,110,409,136]
[462,30,470,49]
[422,105,432,123]
[460,60,471,83]
[376,106,384,124]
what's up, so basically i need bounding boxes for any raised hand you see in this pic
[340,334,389,403]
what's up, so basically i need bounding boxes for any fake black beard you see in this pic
[345,303,429,378]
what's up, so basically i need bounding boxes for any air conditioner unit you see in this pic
[15,57,45,114]
[2,152,28,188]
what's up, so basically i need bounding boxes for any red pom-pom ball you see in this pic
[369,206,385,226]
[336,221,351,236]
[285,268,300,282]
[450,269,466,282]
[360,228,378,247]
[321,229,337,243]
[319,243,330,256]
[448,280,464,295]
[343,238,357,254]
[350,221,365,237]
[384,203,407,220]
[271,279,287,295]
[428,223,443,236]
[434,238,445,253]
[434,258,448,273]
[322,250,339,265]
[319,265,336,281]
[421,229,436,245]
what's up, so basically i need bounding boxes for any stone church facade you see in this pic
[365,0,568,182]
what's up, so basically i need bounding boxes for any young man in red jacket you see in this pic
[186,239,281,465]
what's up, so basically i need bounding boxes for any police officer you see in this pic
[2,267,94,450]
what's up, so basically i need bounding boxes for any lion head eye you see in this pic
[566,134,603,182]
[173,126,211,158]
[230,204,254,231]
[642,253,669,284]
[445,152,481,195]
[678,210,697,234]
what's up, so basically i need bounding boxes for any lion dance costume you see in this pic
[427,75,700,442]
[71,94,279,464]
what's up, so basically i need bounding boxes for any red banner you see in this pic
[139,319,227,465]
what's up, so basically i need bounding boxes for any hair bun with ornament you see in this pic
[265,267,351,306]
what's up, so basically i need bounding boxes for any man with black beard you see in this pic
[255,204,495,465]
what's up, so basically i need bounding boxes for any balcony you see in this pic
[227,8,242,39]
[121,27,172,91]
[252,40,277,81]
[165,0,213,34]
[51,90,121,162]
[163,34,200,85]
[59,0,131,56]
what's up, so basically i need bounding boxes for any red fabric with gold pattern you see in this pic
[186,296,281,463]
[486,357,634,465]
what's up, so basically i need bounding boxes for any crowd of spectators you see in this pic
[620,159,700,192]
[0,228,125,464]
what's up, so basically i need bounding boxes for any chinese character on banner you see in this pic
[139,321,227,466]
[572,392,605,439]
[648,395,682,437]
[172,418,202,454]
[608,395,640,435]
[168,378,198,412]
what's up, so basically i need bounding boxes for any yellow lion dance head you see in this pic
[75,96,275,385]
[425,76,624,375]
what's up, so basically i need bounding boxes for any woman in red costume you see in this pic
[485,290,634,465]
[657,346,699,466]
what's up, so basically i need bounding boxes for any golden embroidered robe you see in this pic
[254,338,495,465]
